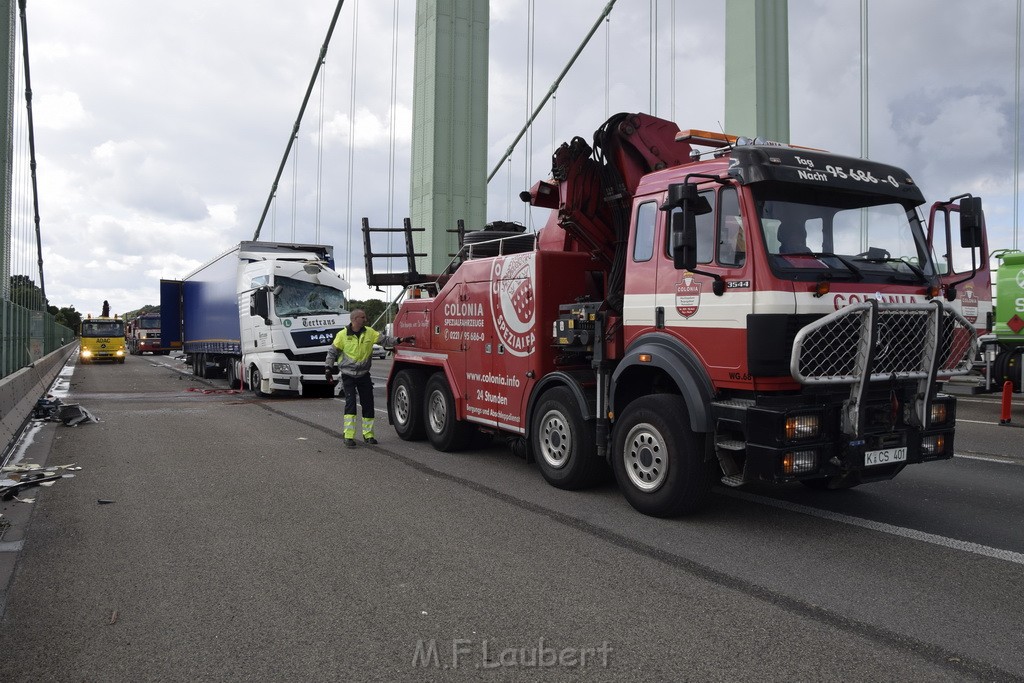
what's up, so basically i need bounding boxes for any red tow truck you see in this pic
[366,113,989,516]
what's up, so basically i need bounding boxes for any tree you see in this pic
[347,298,391,328]
[8,275,47,310]
[123,304,160,320]
[53,306,82,333]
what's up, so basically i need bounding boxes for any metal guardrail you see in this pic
[0,299,75,380]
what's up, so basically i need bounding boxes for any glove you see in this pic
[325,367,338,384]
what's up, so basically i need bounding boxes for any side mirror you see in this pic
[665,182,698,209]
[250,288,271,324]
[672,210,698,271]
[959,195,983,249]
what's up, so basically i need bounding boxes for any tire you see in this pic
[226,359,239,390]
[391,369,427,441]
[250,365,268,397]
[424,373,473,451]
[531,387,604,490]
[611,395,712,517]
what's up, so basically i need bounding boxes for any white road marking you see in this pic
[954,453,1020,465]
[718,488,1024,566]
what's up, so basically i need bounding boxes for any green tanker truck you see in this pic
[980,249,1024,391]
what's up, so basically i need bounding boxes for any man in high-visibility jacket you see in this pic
[325,309,413,448]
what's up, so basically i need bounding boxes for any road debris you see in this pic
[31,396,99,426]
[0,464,80,501]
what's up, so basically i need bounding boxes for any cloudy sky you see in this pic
[9,0,1023,316]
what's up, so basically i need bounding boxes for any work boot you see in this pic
[364,437,378,445]
[344,438,357,449]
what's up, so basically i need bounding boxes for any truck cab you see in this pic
[79,315,126,364]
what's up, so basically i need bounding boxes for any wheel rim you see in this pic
[622,422,668,492]
[394,383,412,427]
[427,390,447,433]
[251,367,261,391]
[537,408,571,469]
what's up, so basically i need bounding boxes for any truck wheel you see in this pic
[250,366,268,397]
[531,387,603,490]
[391,369,426,440]
[226,360,239,390]
[612,395,712,517]
[424,373,472,451]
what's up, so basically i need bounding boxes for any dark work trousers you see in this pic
[342,373,375,417]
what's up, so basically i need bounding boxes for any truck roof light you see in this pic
[675,129,737,148]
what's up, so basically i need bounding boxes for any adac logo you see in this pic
[490,252,536,357]
[960,284,978,324]
[675,274,702,318]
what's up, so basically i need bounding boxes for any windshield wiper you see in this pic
[853,256,929,284]
[804,252,865,280]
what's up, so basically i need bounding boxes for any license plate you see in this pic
[865,447,907,466]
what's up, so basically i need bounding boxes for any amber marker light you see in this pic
[814,281,831,298]
[925,284,941,299]
[638,353,653,363]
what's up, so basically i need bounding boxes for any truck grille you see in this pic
[792,301,977,384]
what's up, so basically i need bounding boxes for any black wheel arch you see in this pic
[610,333,714,433]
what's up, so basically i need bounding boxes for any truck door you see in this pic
[159,279,183,352]
[927,198,992,332]
[655,185,753,385]
[241,264,272,353]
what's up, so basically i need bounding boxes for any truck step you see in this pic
[720,474,746,488]
[715,438,746,451]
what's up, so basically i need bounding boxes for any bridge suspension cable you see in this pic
[253,0,346,242]
[344,0,360,281]
[487,0,619,184]
[17,0,44,303]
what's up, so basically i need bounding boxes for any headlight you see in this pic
[116,349,125,357]
[783,450,818,474]
[785,413,821,440]
[80,349,92,358]
[921,435,946,456]
[271,363,292,374]
[929,402,949,425]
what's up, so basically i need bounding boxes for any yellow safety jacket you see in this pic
[327,325,382,377]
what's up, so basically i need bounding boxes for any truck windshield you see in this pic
[274,275,348,316]
[138,317,160,329]
[754,184,936,282]
[81,321,125,337]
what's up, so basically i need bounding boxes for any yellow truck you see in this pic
[79,315,127,364]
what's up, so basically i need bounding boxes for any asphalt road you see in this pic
[0,353,1021,681]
